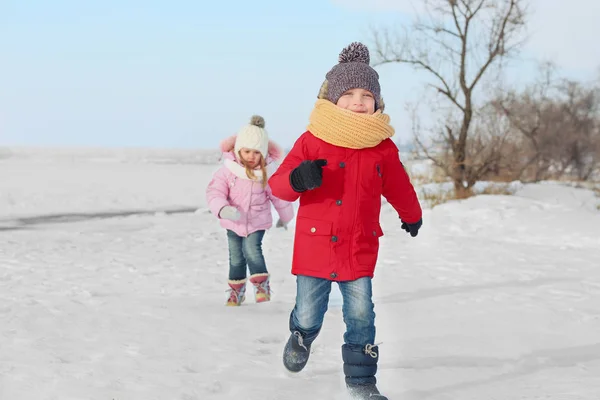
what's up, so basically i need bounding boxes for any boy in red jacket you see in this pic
[268,42,422,400]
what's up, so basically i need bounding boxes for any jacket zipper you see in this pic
[246,181,252,236]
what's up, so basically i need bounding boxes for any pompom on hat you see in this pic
[234,115,269,158]
[317,42,384,111]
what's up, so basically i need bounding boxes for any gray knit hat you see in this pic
[318,42,382,111]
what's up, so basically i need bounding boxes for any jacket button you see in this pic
[372,230,377,236]
[339,162,345,168]
[330,272,337,278]
[336,200,342,206]
[331,236,338,242]
[310,227,316,233]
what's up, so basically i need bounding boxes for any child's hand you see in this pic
[290,159,327,192]
[219,206,241,221]
[276,219,288,230]
[401,218,422,237]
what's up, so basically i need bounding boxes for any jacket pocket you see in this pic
[319,153,345,195]
[354,222,384,268]
[360,156,383,197]
[294,217,333,271]
[373,163,383,196]
[249,197,270,213]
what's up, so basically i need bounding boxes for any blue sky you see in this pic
[1,0,598,150]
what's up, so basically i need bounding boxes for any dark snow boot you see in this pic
[343,344,388,400]
[283,331,312,372]
[347,383,388,400]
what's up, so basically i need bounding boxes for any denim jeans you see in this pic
[289,275,375,346]
[226,229,268,280]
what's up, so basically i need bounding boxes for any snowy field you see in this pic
[1,147,600,400]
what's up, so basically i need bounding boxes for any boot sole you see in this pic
[225,295,245,306]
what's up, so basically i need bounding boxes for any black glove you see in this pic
[401,218,422,237]
[290,159,327,192]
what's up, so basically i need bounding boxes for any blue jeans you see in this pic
[289,275,375,346]
[226,229,268,281]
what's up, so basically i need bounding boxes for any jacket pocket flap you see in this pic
[362,222,384,237]
[296,217,333,236]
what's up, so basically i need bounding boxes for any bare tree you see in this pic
[494,71,600,182]
[372,0,527,197]
[492,62,557,181]
[556,80,600,181]
[410,99,514,186]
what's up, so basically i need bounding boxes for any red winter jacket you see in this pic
[268,131,422,281]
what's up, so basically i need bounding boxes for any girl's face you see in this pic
[239,148,262,167]
[336,88,376,115]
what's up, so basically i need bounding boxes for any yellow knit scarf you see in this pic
[306,99,395,149]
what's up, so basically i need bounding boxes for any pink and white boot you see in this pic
[249,273,271,303]
[226,279,246,306]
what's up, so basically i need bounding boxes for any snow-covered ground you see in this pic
[1,147,600,400]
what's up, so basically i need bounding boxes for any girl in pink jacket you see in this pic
[206,115,295,306]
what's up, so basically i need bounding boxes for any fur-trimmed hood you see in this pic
[219,135,284,165]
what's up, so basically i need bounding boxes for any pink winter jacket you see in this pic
[206,136,295,237]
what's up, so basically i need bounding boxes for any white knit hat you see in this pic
[234,115,269,158]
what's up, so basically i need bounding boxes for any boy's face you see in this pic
[336,88,376,115]
[239,148,262,167]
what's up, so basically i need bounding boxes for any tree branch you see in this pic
[469,0,520,91]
